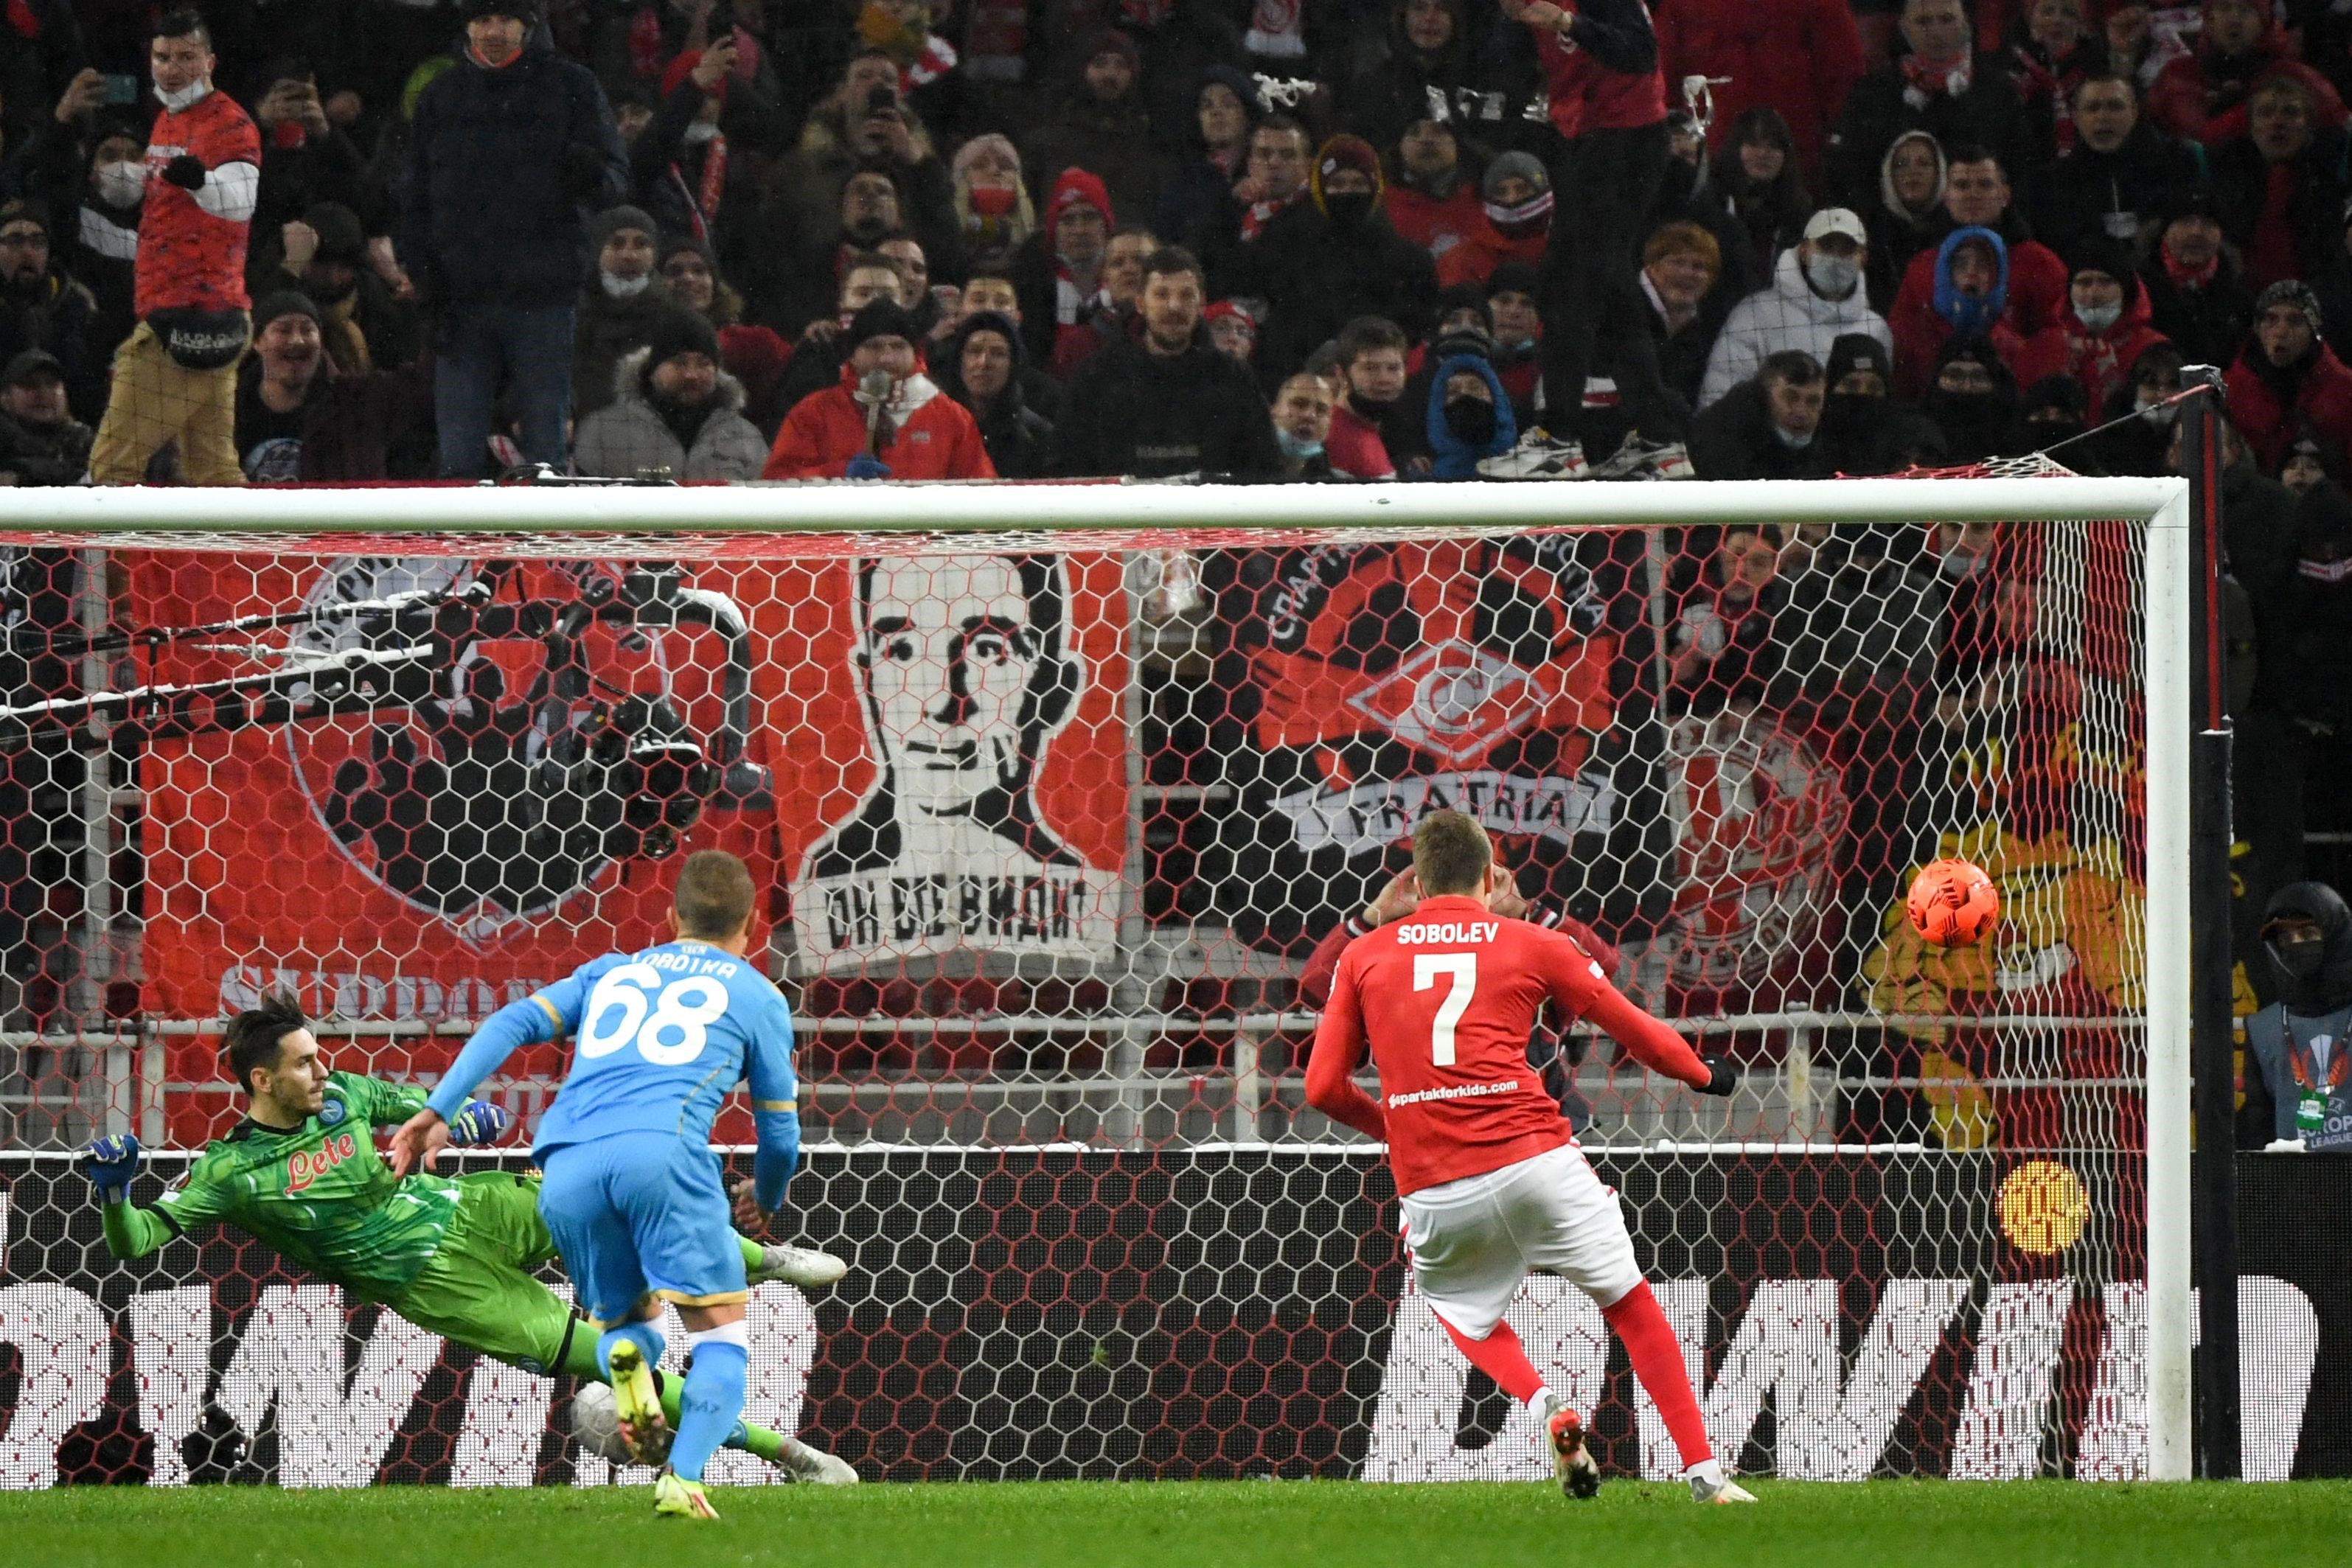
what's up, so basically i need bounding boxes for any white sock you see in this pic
[1684,1457,1725,1488]
[1527,1384,1559,1420]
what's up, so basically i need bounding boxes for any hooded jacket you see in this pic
[573,345,768,480]
[2226,332,2352,473]
[1338,0,1481,152]
[402,32,627,310]
[1423,352,1517,478]
[762,356,996,480]
[1868,130,1948,309]
[1893,226,2031,400]
[1240,156,1439,379]
[2240,879,2352,1149]
[939,310,1057,479]
[2008,271,2171,416]
[1699,243,1893,407]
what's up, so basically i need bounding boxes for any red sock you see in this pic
[1602,1280,1713,1469]
[1437,1312,1548,1405]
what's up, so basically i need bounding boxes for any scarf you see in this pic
[1121,0,1175,26]
[846,366,941,447]
[1241,185,1304,241]
[2160,244,2219,290]
[2247,162,2300,288]
[2011,42,2085,150]
[1247,0,1307,58]
[1900,51,1972,108]
[902,33,959,95]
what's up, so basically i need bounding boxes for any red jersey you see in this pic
[1305,893,1710,1194]
[137,88,261,318]
[1326,405,1394,480]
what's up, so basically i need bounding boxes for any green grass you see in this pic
[4,1478,2349,1568]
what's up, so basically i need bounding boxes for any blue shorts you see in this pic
[535,1131,747,1329]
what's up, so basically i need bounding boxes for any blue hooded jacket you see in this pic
[1424,353,1517,479]
[1932,226,2010,341]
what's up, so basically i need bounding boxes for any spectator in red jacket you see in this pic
[2008,243,2170,415]
[2227,280,2352,474]
[1892,226,2029,397]
[1657,0,1865,185]
[1326,315,1408,478]
[1888,145,2068,382]
[1384,116,1483,265]
[2144,0,2347,149]
[1435,153,1553,289]
[761,299,995,479]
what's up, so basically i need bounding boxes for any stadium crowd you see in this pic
[0,0,2342,1041]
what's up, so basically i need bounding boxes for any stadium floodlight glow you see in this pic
[0,473,2193,1485]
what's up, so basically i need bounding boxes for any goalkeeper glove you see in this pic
[80,1134,142,1202]
[1695,1055,1739,1097]
[446,1100,512,1148]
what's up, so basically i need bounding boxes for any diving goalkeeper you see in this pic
[79,993,855,1484]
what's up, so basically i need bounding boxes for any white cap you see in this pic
[1803,207,1867,245]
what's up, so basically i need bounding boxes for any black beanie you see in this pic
[251,290,323,335]
[641,307,721,374]
[843,299,919,355]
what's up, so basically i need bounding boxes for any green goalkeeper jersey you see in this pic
[101,1070,465,1300]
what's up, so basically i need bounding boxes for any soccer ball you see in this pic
[568,1381,633,1465]
[1907,857,2000,948]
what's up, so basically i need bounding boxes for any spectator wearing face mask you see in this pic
[2013,373,2092,459]
[1818,331,1946,473]
[951,132,1037,258]
[1699,208,1889,408]
[2238,882,2352,1150]
[1270,370,1340,478]
[1243,134,1438,380]
[63,115,147,360]
[572,204,673,421]
[762,298,993,479]
[1918,335,2022,461]
[2138,191,2253,371]
[2008,243,2169,418]
[1893,226,2025,400]
[937,307,1054,478]
[574,306,768,480]
[1424,347,1517,479]
[1436,152,1553,289]
[2227,280,2352,475]
[1690,349,1834,479]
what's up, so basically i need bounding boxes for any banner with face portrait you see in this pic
[119,550,1130,1053]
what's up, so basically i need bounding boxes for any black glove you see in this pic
[558,141,609,201]
[1695,1054,1739,1097]
[162,154,207,190]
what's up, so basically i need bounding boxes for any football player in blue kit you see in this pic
[392,849,824,1520]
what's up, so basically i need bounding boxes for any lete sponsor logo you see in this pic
[285,1132,358,1194]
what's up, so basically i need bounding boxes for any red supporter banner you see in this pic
[125,550,1129,1138]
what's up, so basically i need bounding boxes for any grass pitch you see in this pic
[4,1477,2346,1568]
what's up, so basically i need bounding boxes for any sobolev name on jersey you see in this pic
[1393,919,1501,944]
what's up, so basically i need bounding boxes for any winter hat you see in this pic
[1431,319,1496,363]
[1043,166,1114,245]
[0,197,50,237]
[462,0,542,23]
[2022,374,2089,422]
[660,232,720,274]
[591,205,659,251]
[1204,298,1257,336]
[843,299,921,353]
[2065,238,2135,289]
[1482,150,1550,203]
[1200,63,1266,119]
[952,132,1022,186]
[1311,134,1385,214]
[251,290,323,335]
[1824,332,1893,388]
[642,306,721,372]
[1486,260,1542,300]
[1081,27,1142,76]
[2256,279,2322,334]
[302,201,367,267]
[4,349,64,386]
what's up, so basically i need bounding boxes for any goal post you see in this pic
[0,473,2197,1485]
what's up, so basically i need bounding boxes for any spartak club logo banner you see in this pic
[123,550,1128,1036]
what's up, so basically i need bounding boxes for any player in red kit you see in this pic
[1305,810,1757,1504]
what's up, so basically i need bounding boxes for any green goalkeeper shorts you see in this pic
[384,1170,580,1376]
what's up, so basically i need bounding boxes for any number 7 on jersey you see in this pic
[1413,952,1478,1065]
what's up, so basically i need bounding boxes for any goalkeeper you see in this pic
[80,994,855,1485]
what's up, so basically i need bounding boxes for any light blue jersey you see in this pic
[428,938,801,1209]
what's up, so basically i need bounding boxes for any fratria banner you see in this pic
[122,550,1128,1067]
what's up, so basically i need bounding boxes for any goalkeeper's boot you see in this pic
[748,1242,848,1291]
[605,1339,672,1467]
[779,1436,860,1485]
[653,1469,720,1521]
[1544,1401,1602,1499]
[1688,1463,1758,1505]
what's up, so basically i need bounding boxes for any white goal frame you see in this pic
[4,473,2195,1480]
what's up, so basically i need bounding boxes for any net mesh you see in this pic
[0,466,2166,1485]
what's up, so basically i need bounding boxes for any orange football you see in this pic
[1907,857,2001,948]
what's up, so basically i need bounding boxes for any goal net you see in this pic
[0,473,2195,1488]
